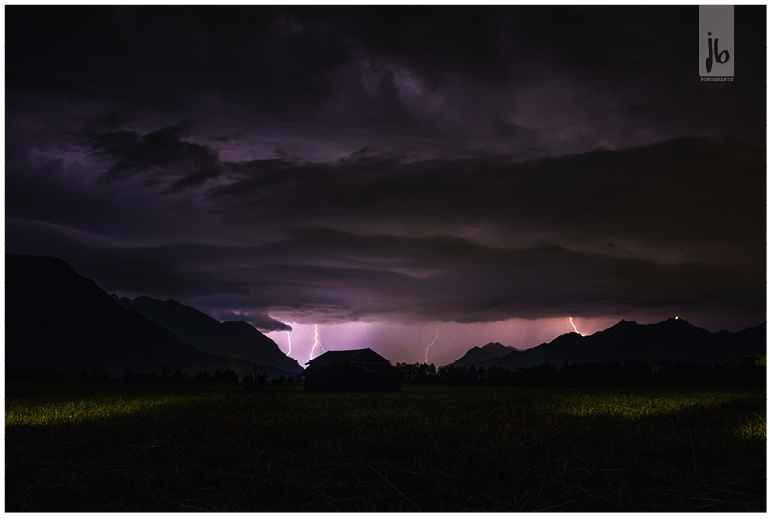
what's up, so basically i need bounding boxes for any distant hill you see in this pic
[450,318,766,370]
[5,254,296,379]
[451,342,518,367]
[115,295,302,373]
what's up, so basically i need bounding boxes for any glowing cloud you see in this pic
[265,316,618,368]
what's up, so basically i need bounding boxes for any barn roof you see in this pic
[301,348,400,375]
[305,348,388,366]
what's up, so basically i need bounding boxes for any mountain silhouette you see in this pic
[451,318,766,370]
[115,295,302,373]
[451,342,519,367]
[5,254,297,379]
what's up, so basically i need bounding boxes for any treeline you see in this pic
[6,365,301,385]
[8,355,765,388]
[397,355,766,387]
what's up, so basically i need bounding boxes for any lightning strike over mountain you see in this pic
[425,326,440,364]
[569,317,584,336]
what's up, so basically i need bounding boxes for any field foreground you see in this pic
[5,382,766,512]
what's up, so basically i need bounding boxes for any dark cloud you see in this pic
[8,5,765,152]
[78,121,224,192]
[213,310,293,333]
[204,138,764,262]
[5,6,765,344]
[6,216,763,331]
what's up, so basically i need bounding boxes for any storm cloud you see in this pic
[5,6,765,362]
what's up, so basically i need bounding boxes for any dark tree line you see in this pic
[397,355,766,387]
[8,355,764,388]
[84,367,242,384]
[7,363,306,385]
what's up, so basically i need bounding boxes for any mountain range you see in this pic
[6,254,301,379]
[115,295,303,373]
[451,318,766,370]
[6,253,765,381]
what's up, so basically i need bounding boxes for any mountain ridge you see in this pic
[450,317,766,369]
[451,342,519,367]
[115,294,303,373]
[5,254,299,379]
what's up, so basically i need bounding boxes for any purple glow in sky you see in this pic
[268,316,659,367]
[5,6,765,368]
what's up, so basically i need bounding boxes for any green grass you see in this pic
[5,382,766,512]
[6,392,208,426]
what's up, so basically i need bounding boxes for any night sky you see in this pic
[5,5,766,367]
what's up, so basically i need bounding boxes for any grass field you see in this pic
[5,382,766,512]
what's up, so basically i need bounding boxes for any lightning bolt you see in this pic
[310,324,322,359]
[425,326,440,364]
[360,322,369,338]
[377,323,398,340]
[451,330,469,347]
[285,323,293,356]
[569,317,584,336]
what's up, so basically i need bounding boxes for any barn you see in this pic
[301,348,404,392]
